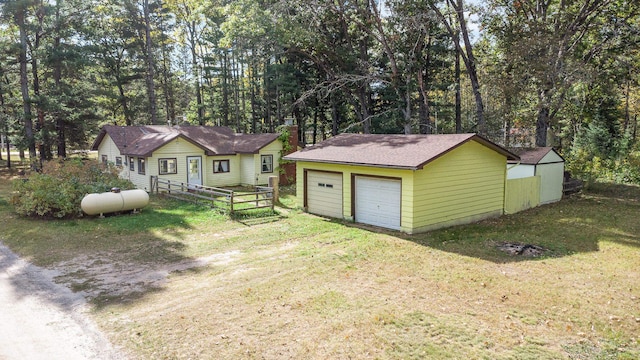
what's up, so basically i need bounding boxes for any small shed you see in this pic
[507,147,565,205]
[284,133,518,233]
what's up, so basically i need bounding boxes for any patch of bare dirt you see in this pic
[53,250,242,301]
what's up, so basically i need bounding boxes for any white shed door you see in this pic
[355,177,401,230]
[306,171,343,218]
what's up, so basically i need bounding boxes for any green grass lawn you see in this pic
[1,167,638,359]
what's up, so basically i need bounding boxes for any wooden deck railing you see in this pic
[150,176,273,213]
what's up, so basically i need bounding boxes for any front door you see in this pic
[187,156,202,187]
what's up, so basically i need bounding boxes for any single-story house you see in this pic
[507,147,565,205]
[92,125,283,191]
[283,133,519,234]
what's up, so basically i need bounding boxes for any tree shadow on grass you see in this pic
[350,184,640,264]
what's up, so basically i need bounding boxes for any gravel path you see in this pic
[0,243,126,360]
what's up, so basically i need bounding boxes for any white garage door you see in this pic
[355,176,401,230]
[306,171,343,218]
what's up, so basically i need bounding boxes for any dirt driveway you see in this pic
[0,242,125,360]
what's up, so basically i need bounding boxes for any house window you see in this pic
[101,155,108,165]
[115,157,122,167]
[159,158,177,175]
[138,158,146,175]
[129,157,135,171]
[213,160,230,173]
[261,155,273,173]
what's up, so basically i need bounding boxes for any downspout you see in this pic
[506,160,521,172]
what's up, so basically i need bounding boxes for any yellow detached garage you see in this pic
[284,133,519,234]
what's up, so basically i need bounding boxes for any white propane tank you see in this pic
[81,188,149,216]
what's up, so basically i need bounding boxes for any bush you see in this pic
[565,145,640,187]
[10,158,135,218]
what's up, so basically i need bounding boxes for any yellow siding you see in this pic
[128,163,151,191]
[295,161,414,232]
[240,154,256,185]
[255,140,283,185]
[97,134,132,184]
[505,176,541,214]
[205,155,242,187]
[97,136,282,190]
[411,141,506,233]
[97,134,121,162]
[146,139,205,189]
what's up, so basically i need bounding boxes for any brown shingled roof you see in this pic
[283,133,518,170]
[507,147,563,165]
[92,125,279,157]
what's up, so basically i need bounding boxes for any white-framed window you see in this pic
[213,160,230,173]
[101,155,108,165]
[129,157,135,171]
[115,156,122,167]
[159,158,177,175]
[138,158,146,175]
[261,155,273,173]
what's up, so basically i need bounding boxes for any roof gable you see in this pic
[283,133,518,170]
[508,147,564,165]
[92,125,280,157]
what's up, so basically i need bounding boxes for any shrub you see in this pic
[11,158,135,218]
[565,145,640,187]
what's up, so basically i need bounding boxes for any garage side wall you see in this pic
[411,141,506,233]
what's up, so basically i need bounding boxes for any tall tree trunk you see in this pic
[504,98,512,148]
[331,94,339,136]
[159,13,175,126]
[250,56,258,133]
[467,62,485,135]
[4,136,9,169]
[31,2,51,161]
[431,0,485,134]
[357,87,371,134]
[455,30,462,134]
[623,76,631,134]
[262,59,270,132]
[240,51,247,133]
[359,38,371,134]
[223,51,230,127]
[0,79,8,167]
[117,80,132,126]
[402,74,412,134]
[143,0,159,125]
[312,99,319,145]
[536,105,550,147]
[54,0,66,158]
[161,44,175,125]
[54,52,66,158]
[232,50,241,132]
[418,92,429,134]
[15,9,37,165]
[418,34,432,135]
[188,20,203,125]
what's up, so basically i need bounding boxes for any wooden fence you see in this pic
[150,176,273,213]
[504,176,541,214]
